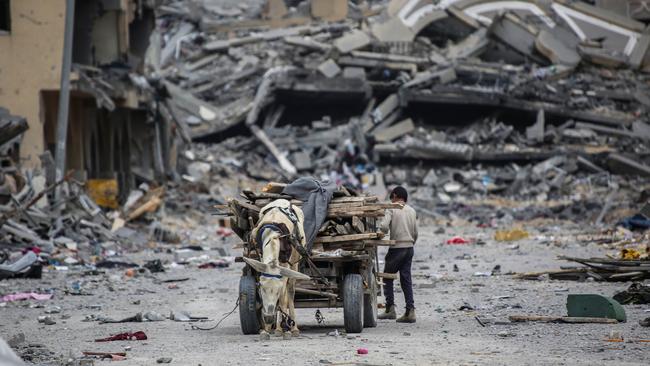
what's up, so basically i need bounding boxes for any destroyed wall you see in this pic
[0,0,67,168]
[0,0,164,204]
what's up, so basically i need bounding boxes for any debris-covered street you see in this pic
[2,222,650,365]
[1,0,650,365]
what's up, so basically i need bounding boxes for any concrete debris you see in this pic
[334,29,372,54]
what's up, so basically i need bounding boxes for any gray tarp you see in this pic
[282,178,336,251]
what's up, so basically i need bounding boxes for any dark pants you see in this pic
[383,247,414,310]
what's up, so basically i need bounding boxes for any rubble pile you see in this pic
[145,0,650,225]
[0,108,122,271]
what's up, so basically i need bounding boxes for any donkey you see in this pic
[243,199,309,340]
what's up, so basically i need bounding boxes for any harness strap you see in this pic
[260,272,283,280]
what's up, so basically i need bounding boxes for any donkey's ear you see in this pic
[277,266,310,280]
[243,257,270,274]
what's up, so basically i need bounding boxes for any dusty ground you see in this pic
[1,218,649,366]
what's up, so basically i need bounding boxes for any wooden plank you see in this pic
[311,254,370,262]
[314,233,381,243]
[363,240,397,246]
[378,272,398,280]
[352,216,364,233]
[262,182,286,193]
[294,300,342,308]
[295,287,338,299]
[509,315,618,324]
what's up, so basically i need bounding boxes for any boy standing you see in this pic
[378,186,418,323]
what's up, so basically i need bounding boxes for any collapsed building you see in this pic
[0,0,170,201]
[143,0,650,224]
[1,0,650,228]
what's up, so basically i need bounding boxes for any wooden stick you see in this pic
[314,233,382,244]
[82,351,127,356]
[0,170,74,228]
[378,272,398,280]
[509,315,618,324]
[295,287,338,299]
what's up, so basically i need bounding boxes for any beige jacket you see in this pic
[380,203,418,248]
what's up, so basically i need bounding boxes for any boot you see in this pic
[378,305,396,320]
[396,308,416,323]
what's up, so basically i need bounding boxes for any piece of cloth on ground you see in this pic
[282,178,336,251]
[617,214,650,230]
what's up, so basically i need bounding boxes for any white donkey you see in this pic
[243,199,309,339]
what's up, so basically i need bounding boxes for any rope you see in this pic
[191,298,240,331]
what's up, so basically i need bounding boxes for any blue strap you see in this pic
[260,272,283,279]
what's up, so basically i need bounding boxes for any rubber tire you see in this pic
[239,276,260,335]
[363,268,378,328]
[343,273,364,333]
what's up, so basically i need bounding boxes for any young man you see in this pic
[378,186,418,323]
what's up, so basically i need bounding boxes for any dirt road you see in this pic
[1,220,648,365]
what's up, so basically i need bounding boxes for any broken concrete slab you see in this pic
[403,67,456,89]
[632,121,650,140]
[164,81,218,122]
[342,67,366,80]
[445,28,489,60]
[350,51,430,65]
[446,5,481,30]
[489,12,539,60]
[535,30,581,67]
[370,17,414,43]
[292,150,313,171]
[577,156,606,174]
[372,118,415,142]
[249,125,297,176]
[526,110,545,143]
[284,36,332,52]
[607,153,650,177]
[575,122,642,140]
[337,56,417,74]
[334,29,371,53]
[372,94,400,124]
[578,46,628,68]
[318,59,341,78]
[161,23,194,67]
[629,35,650,69]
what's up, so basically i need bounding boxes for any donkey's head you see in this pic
[243,257,309,324]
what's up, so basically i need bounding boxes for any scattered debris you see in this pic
[95,331,148,342]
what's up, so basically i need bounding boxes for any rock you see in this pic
[186,161,212,181]
[7,333,25,348]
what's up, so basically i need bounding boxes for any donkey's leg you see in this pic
[287,275,300,336]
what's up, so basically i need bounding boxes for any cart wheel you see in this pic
[239,276,260,335]
[343,273,364,333]
[363,269,378,328]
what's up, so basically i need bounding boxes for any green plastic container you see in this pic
[566,294,626,322]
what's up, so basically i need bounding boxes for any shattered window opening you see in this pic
[0,0,10,34]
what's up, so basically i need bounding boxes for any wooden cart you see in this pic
[226,186,398,334]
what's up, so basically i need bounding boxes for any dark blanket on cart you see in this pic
[282,177,336,251]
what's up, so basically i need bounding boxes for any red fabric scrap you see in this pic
[216,227,233,237]
[446,236,470,245]
[22,247,41,255]
[95,331,148,342]
[357,348,368,355]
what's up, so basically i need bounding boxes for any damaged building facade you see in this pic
[0,0,169,204]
